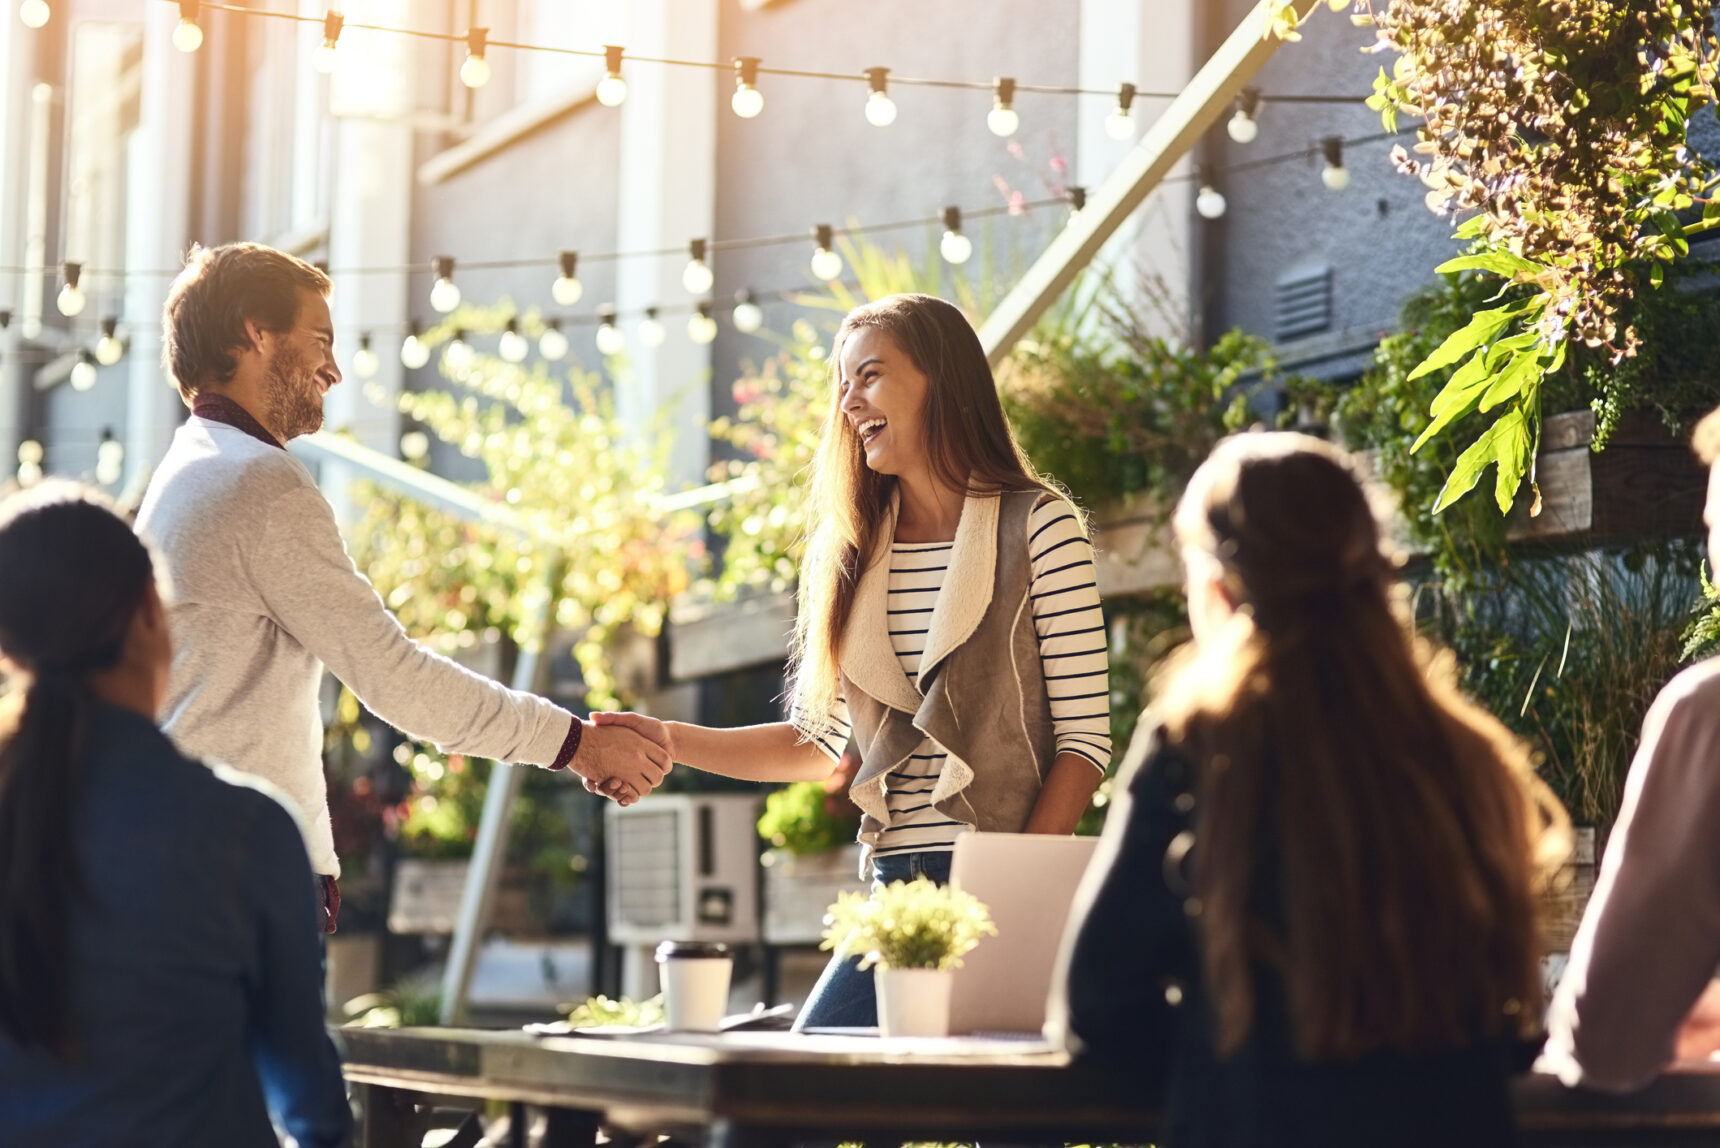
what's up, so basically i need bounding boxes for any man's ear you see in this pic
[241,316,270,356]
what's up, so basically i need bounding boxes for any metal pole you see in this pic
[977,0,1313,365]
[438,553,568,1026]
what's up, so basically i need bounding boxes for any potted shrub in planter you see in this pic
[757,756,866,945]
[820,876,996,1038]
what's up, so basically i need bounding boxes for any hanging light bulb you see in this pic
[732,289,763,334]
[732,56,764,118]
[498,317,529,363]
[809,224,843,282]
[987,77,1019,137]
[18,0,48,29]
[595,306,625,356]
[459,27,491,89]
[688,302,718,345]
[96,430,124,487]
[352,333,379,379]
[596,45,627,107]
[1195,170,1227,220]
[429,256,460,313]
[1067,186,1088,218]
[1105,82,1137,142]
[538,318,569,361]
[69,350,97,391]
[939,206,972,265]
[637,307,666,348]
[312,10,343,75]
[1227,88,1261,144]
[1321,136,1351,191]
[400,320,431,369]
[443,328,475,374]
[17,439,42,486]
[172,1,203,52]
[56,262,85,317]
[399,430,430,462]
[551,250,582,306]
[682,239,714,295]
[863,67,896,127]
[95,316,124,366]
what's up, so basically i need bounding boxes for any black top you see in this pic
[0,703,350,1147]
[1054,724,1532,1148]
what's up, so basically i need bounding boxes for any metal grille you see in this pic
[1274,263,1332,341]
[612,809,681,928]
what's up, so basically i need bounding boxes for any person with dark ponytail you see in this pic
[1049,433,1569,1148]
[0,483,349,1146]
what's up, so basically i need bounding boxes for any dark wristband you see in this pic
[548,715,583,771]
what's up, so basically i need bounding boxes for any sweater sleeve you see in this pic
[1046,718,1191,1075]
[251,485,573,766]
[241,793,352,1148]
[1027,497,1112,772]
[1544,664,1720,1091]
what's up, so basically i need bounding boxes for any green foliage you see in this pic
[997,314,1272,515]
[1432,545,1705,826]
[1682,565,1720,662]
[564,993,664,1028]
[756,780,861,855]
[821,876,998,971]
[1357,0,1720,512]
[342,978,443,1028]
[350,303,704,710]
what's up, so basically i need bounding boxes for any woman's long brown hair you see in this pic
[789,294,1060,739]
[0,484,156,1059]
[1157,432,1569,1060]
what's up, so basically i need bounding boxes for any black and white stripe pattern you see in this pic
[799,496,1112,856]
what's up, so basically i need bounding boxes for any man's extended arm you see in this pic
[252,485,666,797]
[1544,665,1720,1091]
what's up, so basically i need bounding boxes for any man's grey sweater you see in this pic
[136,417,574,877]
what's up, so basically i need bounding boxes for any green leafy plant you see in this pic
[821,876,997,971]
[564,993,664,1029]
[757,779,861,856]
[342,978,443,1028]
[1356,0,1720,512]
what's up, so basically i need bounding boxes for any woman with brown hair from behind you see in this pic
[1050,432,1568,1148]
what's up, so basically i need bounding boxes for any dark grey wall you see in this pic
[1205,1,1458,376]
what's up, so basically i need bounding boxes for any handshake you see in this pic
[568,711,674,806]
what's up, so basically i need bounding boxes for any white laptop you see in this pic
[946,831,1101,1036]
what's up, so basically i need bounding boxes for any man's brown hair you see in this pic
[160,243,331,403]
[1693,406,1720,466]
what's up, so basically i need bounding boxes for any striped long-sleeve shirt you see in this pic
[800,497,1112,856]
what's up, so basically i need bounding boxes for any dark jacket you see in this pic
[1049,722,1530,1148]
[0,703,350,1147]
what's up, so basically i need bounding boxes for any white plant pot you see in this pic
[875,966,953,1038]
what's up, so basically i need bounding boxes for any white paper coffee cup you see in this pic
[655,941,732,1033]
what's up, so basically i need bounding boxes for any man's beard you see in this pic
[264,344,324,441]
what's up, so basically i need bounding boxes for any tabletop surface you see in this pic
[340,1026,1720,1137]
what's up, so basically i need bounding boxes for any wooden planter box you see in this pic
[1543,826,1598,955]
[388,858,540,937]
[1507,410,1706,545]
[761,844,868,946]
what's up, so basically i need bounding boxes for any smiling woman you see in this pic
[593,293,1114,1031]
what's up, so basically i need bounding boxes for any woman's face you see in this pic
[837,327,930,480]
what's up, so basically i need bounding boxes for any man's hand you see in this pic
[1676,980,1720,1062]
[571,715,671,806]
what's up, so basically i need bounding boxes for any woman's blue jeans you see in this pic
[791,851,953,1032]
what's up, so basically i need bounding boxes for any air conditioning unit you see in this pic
[605,794,761,946]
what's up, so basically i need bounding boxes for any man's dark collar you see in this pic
[191,392,284,451]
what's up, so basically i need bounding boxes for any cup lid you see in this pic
[655,940,732,961]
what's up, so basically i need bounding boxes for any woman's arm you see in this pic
[590,713,834,783]
[1024,751,1105,834]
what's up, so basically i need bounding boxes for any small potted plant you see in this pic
[820,876,997,1038]
[757,751,866,944]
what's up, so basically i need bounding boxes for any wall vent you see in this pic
[1274,263,1333,341]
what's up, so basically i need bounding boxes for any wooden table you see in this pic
[340,1026,1720,1148]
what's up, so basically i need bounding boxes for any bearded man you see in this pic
[136,243,668,934]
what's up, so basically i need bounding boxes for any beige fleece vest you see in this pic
[839,489,1056,845]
